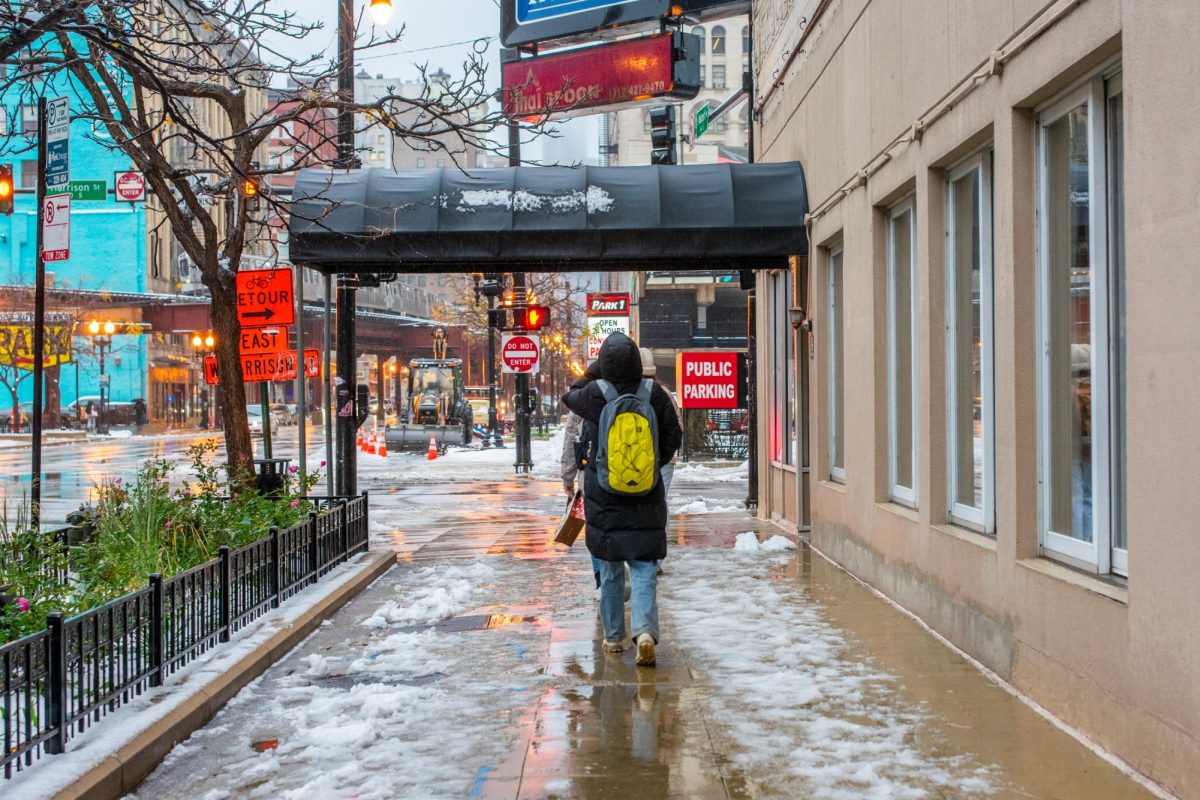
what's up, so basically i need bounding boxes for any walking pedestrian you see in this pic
[563,333,682,666]
[86,400,97,433]
[560,362,604,591]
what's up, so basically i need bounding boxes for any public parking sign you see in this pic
[501,334,541,374]
[45,97,69,191]
[676,351,742,409]
[236,268,295,327]
[42,194,70,262]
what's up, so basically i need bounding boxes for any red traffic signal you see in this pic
[521,304,550,331]
[0,164,13,216]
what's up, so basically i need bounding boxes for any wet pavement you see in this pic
[125,439,1159,800]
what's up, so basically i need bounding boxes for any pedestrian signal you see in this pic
[0,164,13,215]
[242,177,261,211]
[521,304,549,331]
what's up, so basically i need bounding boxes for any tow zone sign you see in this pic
[205,349,320,385]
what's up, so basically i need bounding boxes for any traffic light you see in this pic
[649,106,677,166]
[242,176,261,211]
[0,164,13,215]
[521,304,549,331]
[487,307,508,329]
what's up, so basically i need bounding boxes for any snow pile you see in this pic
[733,532,797,553]
[670,495,745,515]
[662,549,998,799]
[362,561,494,628]
[671,460,749,484]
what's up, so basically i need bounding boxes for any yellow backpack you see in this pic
[595,379,660,496]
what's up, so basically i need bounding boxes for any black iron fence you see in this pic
[1,494,369,780]
[680,408,750,462]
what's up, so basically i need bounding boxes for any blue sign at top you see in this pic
[516,0,635,24]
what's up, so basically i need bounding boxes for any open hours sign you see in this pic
[236,268,295,327]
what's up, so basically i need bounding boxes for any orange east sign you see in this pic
[239,326,289,355]
[205,348,320,385]
[236,268,295,327]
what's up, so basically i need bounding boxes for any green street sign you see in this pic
[694,102,710,140]
[67,180,107,202]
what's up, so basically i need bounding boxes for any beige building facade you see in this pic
[753,0,1200,795]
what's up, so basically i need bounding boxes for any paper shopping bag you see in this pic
[554,490,586,547]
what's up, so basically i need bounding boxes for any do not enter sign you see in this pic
[236,268,295,327]
[501,334,540,374]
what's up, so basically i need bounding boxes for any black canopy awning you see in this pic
[287,163,807,274]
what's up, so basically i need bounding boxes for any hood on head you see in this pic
[597,332,642,384]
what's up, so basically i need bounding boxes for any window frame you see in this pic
[887,199,919,506]
[712,64,726,90]
[711,25,726,55]
[945,152,996,533]
[1035,66,1125,575]
[827,243,846,482]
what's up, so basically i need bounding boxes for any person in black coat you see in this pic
[562,332,681,666]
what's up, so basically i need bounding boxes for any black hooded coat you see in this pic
[562,333,682,562]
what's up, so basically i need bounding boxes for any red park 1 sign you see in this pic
[676,351,740,410]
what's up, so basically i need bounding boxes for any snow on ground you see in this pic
[128,555,584,800]
[357,429,563,484]
[669,494,746,514]
[661,540,999,800]
[670,459,749,484]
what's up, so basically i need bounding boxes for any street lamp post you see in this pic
[86,320,116,435]
[191,332,216,429]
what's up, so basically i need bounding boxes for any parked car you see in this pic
[270,403,296,425]
[245,404,264,433]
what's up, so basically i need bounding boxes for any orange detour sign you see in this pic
[236,268,295,327]
[204,348,321,385]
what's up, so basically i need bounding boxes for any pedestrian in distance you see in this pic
[640,347,683,578]
[86,400,97,433]
[560,361,606,591]
[563,332,682,667]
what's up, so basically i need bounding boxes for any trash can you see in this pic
[253,458,292,497]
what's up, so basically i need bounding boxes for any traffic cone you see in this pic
[427,435,438,461]
[366,432,377,455]
[377,432,388,458]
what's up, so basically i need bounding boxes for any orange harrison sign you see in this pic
[205,349,320,385]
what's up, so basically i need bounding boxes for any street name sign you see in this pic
[502,0,668,47]
[239,327,289,355]
[115,171,146,202]
[235,268,295,327]
[205,348,320,385]
[694,101,710,140]
[67,180,107,202]
[676,351,743,409]
[42,194,70,262]
[501,334,541,374]
[45,97,69,191]
[502,31,700,119]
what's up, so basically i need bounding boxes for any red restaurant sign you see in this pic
[586,293,630,316]
[676,351,739,409]
[502,32,699,119]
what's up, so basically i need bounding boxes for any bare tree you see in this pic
[1,0,523,479]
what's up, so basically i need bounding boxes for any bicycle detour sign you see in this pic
[236,268,295,327]
[501,334,541,374]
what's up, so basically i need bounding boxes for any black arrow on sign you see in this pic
[243,308,276,321]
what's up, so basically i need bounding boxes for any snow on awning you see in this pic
[287,163,808,274]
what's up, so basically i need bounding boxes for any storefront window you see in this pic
[947,153,994,532]
[1037,67,1125,575]
[770,270,796,466]
[888,201,918,505]
[828,245,845,480]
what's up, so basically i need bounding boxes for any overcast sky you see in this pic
[267,0,597,164]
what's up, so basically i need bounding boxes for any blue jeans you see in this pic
[599,559,659,643]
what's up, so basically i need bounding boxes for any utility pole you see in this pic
[508,112,533,472]
[334,0,358,496]
[30,97,47,528]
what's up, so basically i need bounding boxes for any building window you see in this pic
[742,25,750,54]
[1036,67,1125,574]
[828,244,845,481]
[946,152,995,532]
[21,104,37,135]
[694,27,705,54]
[770,270,796,465]
[712,26,726,55]
[887,200,918,505]
[416,157,426,168]
[699,65,706,88]
[712,65,726,90]
[20,160,37,189]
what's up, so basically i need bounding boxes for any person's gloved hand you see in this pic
[563,479,575,496]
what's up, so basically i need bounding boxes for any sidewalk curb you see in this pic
[53,550,396,800]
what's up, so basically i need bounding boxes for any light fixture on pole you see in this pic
[191,332,217,429]
[86,320,117,435]
[368,0,393,25]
